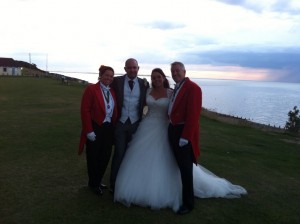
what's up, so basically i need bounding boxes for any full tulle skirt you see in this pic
[114,117,182,212]
[114,95,247,212]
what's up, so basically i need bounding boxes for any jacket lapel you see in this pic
[172,78,189,112]
[95,83,106,113]
[138,78,146,101]
[118,76,125,108]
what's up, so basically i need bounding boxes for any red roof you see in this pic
[0,58,16,67]
[0,57,36,69]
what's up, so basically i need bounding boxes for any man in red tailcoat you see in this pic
[168,61,202,215]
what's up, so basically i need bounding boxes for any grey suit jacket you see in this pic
[111,75,149,120]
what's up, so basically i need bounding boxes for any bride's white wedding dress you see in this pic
[114,89,247,212]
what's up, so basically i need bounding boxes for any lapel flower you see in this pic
[143,78,149,87]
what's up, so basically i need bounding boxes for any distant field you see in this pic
[0,76,299,224]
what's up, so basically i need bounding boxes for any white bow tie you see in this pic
[100,83,110,91]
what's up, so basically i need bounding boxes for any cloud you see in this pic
[270,0,300,14]
[143,21,185,30]
[195,48,300,69]
[2,0,300,83]
[215,0,300,14]
[177,46,300,82]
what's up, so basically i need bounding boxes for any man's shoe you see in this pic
[100,183,108,189]
[89,186,103,196]
[109,187,114,195]
[176,206,192,215]
[95,187,103,196]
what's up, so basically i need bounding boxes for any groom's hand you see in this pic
[179,138,188,147]
[87,132,96,141]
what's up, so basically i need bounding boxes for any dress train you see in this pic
[114,89,247,212]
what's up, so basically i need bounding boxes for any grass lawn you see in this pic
[0,76,299,224]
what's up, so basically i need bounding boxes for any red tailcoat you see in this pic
[169,78,202,161]
[78,82,118,155]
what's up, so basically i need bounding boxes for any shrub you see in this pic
[284,106,300,133]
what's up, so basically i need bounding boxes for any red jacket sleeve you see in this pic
[181,81,202,160]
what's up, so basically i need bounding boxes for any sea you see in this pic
[64,72,300,128]
[192,78,300,128]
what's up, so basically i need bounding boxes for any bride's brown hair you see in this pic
[151,68,170,88]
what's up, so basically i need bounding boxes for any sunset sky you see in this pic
[1,0,300,82]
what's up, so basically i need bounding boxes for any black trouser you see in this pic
[110,119,139,190]
[86,121,114,188]
[168,123,194,210]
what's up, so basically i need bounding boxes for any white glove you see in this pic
[179,138,188,147]
[87,132,96,141]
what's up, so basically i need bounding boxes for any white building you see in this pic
[0,57,45,76]
[0,58,22,76]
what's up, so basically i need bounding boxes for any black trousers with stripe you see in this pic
[86,121,114,188]
[168,123,194,210]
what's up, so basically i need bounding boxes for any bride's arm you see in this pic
[167,88,174,99]
[142,88,152,117]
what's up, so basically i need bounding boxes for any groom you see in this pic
[168,61,202,215]
[109,58,149,193]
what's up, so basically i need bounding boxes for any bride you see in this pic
[114,68,247,212]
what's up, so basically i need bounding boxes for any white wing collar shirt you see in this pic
[119,76,140,124]
[100,82,114,123]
